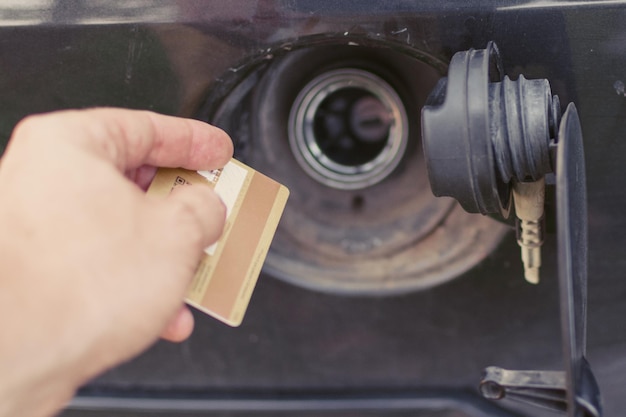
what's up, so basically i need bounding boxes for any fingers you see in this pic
[13,108,233,172]
[160,305,195,342]
[152,186,224,343]
[159,184,227,254]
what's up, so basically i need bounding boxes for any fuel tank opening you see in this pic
[289,68,408,190]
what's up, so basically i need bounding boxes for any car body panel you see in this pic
[1,2,626,416]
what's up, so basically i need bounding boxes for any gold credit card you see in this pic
[147,159,289,327]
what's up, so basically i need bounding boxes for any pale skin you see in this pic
[0,108,234,417]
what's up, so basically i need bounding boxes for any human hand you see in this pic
[0,108,233,417]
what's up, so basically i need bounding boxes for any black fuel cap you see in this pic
[421,41,559,217]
